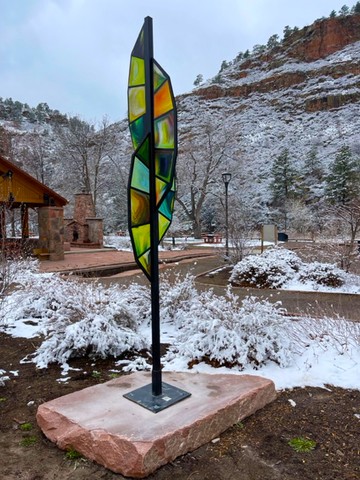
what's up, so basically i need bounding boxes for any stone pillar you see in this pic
[38,206,64,260]
[87,218,103,247]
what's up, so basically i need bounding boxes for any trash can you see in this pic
[278,232,288,242]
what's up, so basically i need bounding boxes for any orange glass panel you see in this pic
[154,81,173,119]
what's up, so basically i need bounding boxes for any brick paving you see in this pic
[39,247,217,274]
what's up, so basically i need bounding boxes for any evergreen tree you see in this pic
[243,49,250,59]
[352,1,360,13]
[330,10,337,17]
[301,147,324,204]
[338,5,350,15]
[270,149,299,204]
[267,34,280,49]
[283,26,293,40]
[220,60,229,72]
[325,145,360,204]
[193,74,203,86]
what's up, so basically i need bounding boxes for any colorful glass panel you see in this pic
[131,190,150,226]
[154,112,175,149]
[128,86,146,122]
[155,150,174,183]
[154,81,173,118]
[153,62,167,90]
[155,177,168,205]
[129,116,146,149]
[131,157,149,193]
[132,223,151,256]
[129,57,145,86]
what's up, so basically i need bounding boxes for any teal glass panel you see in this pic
[155,150,174,183]
[159,190,175,220]
[131,157,149,193]
[129,116,146,149]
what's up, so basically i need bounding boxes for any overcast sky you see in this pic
[0,0,353,123]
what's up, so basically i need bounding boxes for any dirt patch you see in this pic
[1,332,359,480]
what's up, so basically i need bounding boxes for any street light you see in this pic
[222,172,231,259]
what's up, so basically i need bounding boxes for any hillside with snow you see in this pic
[1,13,360,233]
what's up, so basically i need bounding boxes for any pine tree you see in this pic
[271,149,299,203]
[325,145,360,204]
[301,147,324,203]
[352,1,360,13]
[193,74,203,86]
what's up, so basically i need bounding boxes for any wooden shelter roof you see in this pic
[0,154,67,208]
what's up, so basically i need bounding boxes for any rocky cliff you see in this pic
[184,15,360,114]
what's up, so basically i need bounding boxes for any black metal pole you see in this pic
[225,181,229,258]
[144,16,162,396]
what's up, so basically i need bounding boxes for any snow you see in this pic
[0,259,359,391]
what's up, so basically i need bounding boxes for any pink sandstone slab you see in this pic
[36,371,276,478]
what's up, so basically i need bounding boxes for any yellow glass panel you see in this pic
[154,113,174,149]
[158,213,171,240]
[132,223,150,256]
[155,177,167,205]
[154,81,173,119]
[138,251,151,278]
[129,57,145,86]
[129,86,146,122]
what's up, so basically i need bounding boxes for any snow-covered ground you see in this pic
[0,257,359,392]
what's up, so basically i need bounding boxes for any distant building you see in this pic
[0,153,67,260]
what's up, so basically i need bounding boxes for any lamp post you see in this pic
[222,172,231,259]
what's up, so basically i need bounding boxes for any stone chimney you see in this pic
[73,192,96,223]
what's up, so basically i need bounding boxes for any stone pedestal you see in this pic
[38,206,64,260]
[36,372,276,478]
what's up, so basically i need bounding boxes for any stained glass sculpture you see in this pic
[128,19,177,281]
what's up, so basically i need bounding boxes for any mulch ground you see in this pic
[0,333,359,480]
[0,255,359,479]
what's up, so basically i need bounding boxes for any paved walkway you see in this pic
[39,247,218,275]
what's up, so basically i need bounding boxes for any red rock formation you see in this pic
[182,15,360,114]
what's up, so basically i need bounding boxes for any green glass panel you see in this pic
[132,223,151,256]
[128,86,146,122]
[129,57,145,87]
[138,250,151,278]
[129,116,146,149]
[154,112,175,149]
[155,177,168,205]
[158,212,171,240]
[131,157,149,193]
[131,189,150,226]
[137,137,150,167]
[153,62,167,91]
[155,150,174,183]
[159,190,175,220]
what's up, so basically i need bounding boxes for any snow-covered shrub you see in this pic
[0,257,39,297]
[165,290,293,369]
[104,235,131,251]
[230,247,302,288]
[0,369,9,386]
[299,262,346,287]
[160,273,199,324]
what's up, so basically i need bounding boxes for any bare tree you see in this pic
[55,116,117,213]
[176,122,233,238]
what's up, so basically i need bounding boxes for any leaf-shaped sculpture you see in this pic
[128,17,177,281]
